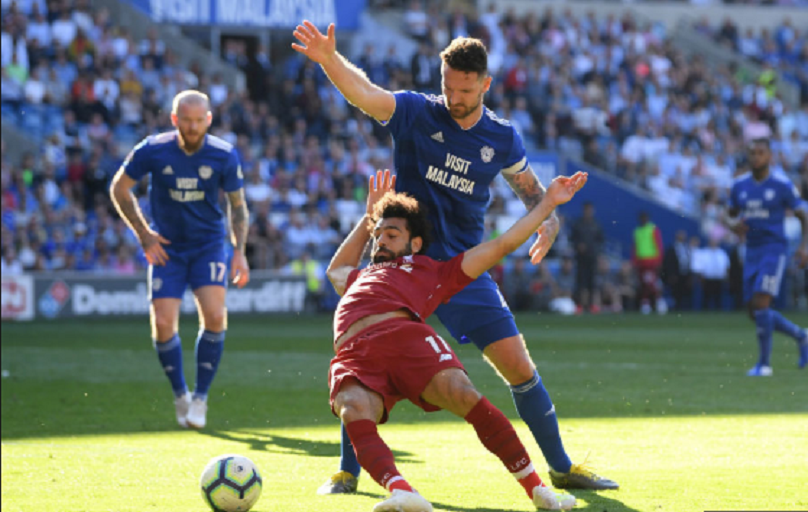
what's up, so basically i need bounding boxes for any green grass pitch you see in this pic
[2,313,807,512]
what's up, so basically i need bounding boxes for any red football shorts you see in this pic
[328,318,466,424]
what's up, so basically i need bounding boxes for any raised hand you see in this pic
[291,21,336,65]
[139,228,171,266]
[547,172,588,206]
[529,217,559,265]
[367,169,396,216]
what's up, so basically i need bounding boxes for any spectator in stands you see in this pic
[550,257,577,314]
[1,245,23,275]
[696,237,730,311]
[570,202,604,313]
[288,248,325,313]
[503,257,533,311]
[663,230,694,311]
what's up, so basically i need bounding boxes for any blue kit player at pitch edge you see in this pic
[293,22,618,493]
[725,138,808,376]
[110,90,251,429]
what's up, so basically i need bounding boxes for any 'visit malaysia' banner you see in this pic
[125,0,366,29]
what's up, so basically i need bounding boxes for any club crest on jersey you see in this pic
[481,146,494,163]
[764,189,775,201]
[198,166,213,179]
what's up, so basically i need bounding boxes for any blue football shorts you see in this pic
[435,271,519,351]
[148,241,229,300]
[743,246,787,303]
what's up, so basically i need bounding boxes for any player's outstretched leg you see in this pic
[316,423,361,494]
[769,310,808,369]
[422,368,575,511]
[151,299,189,428]
[486,335,619,490]
[335,380,431,511]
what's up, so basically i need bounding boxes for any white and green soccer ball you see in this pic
[200,454,262,512]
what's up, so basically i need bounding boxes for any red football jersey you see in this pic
[333,253,474,342]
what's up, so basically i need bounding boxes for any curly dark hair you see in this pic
[371,192,432,254]
[439,37,488,76]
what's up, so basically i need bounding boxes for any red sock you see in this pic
[345,419,414,493]
[465,397,545,498]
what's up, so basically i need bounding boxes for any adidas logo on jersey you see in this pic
[431,131,444,143]
[162,166,174,175]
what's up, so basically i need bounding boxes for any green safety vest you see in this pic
[758,69,776,99]
[634,223,659,260]
[291,260,320,292]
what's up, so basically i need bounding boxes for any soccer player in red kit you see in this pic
[326,170,587,512]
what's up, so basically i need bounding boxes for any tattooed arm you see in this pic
[110,169,171,266]
[503,165,560,264]
[226,188,251,287]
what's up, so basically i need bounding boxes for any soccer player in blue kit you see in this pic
[110,90,250,429]
[726,138,808,376]
[292,22,618,492]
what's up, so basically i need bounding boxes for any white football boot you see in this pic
[186,396,208,429]
[174,391,191,428]
[372,489,433,512]
[532,485,576,511]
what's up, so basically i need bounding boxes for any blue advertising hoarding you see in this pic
[124,0,366,29]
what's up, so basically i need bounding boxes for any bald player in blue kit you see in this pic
[111,90,250,430]
[292,22,618,493]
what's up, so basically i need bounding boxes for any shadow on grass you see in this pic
[572,490,642,512]
[201,428,420,464]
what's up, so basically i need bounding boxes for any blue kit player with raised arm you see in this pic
[726,138,808,376]
[110,90,251,429]
[293,24,618,493]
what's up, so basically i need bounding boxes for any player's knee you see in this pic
[152,315,176,341]
[454,384,483,414]
[336,398,375,424]
[203,310,226,332]
[444,372,482,415]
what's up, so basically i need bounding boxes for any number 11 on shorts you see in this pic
[209,262,226,282]
[425,335,454,362]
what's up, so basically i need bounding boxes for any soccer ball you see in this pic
[200,454,262,512]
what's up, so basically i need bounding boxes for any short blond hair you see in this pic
[172,90,210,114]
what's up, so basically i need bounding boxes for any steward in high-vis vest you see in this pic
[632,212,665,313]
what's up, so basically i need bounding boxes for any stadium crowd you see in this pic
[2,0,807,312]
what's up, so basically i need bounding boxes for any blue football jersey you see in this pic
[123,132,243,249]
[382,91,528,260]
[729,170,802,249]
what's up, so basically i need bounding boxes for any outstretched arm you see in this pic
[462,172,588,279]
[503,165,560,264]
[327,170,396,295]
[227,188,251,287]
[292,21,396,123]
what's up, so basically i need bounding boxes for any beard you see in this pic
[447,94,483,120]
[371,242,412,264]
[178,128,206,152]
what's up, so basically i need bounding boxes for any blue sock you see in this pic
[194,329,225,400]
[155,334,187,397]
[511,370,573,473]
[753,309,774,367]
[339,422,362,477]
[770,310,805,342]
